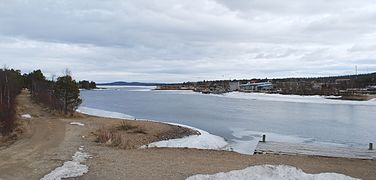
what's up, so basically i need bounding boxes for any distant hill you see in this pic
[97,81,167,86]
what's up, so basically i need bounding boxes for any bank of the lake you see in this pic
[80,86,376,155]
[1,90,375,179]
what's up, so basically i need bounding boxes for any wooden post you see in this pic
[369,143,373,150]
[261,134,266,142]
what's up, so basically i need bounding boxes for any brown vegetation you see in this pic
[0,69,23,136]
[95,120,198,149]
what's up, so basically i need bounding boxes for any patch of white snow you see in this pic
[41,151,90,180]
[143,122,228,150]
[21,114,32,119]
[186,165,359,180]
[70,122,85,126]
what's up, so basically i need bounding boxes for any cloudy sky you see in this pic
[0,0,376,82]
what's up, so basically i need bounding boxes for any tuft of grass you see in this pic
[96,123,147,149]
[117,120,138,131]
[97,129,124,147]
[131,128,147,134]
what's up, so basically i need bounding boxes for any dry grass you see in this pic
[96,122,148,149]
[117,120,138,131]
[97,129,128,148]
[92,118,199,150]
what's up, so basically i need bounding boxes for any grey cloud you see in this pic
[0,0,375,82]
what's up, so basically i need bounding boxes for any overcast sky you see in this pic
[1,0,376,82]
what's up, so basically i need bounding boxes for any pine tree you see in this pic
[53,75,82,114]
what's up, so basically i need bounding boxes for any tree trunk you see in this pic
[64,89,68,114]
[0,86,3,105]
[5,72,10,108]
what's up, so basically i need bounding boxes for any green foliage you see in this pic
[54,75,82,114]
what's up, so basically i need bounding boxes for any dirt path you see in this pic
[1,91,375,180]
[0,91,68,179]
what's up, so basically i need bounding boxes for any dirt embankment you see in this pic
[0,90,375,180]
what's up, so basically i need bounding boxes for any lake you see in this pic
[80,86,376,153]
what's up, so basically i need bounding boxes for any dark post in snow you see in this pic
[261,134,266,143]
[369,143,373,150]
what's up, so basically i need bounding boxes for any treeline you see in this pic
[1,68,91,136]
[272,72,376,88]
[78,80,96,90]
[0,69,23,135]
[25,70,82,115]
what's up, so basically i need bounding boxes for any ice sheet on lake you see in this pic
[227,128,316,155]
[41,151,90,180]
[231,128,314,144]
[231,128,348,147]
[229,128,349,155]
[77,106,135,120]
[186,165,359,180]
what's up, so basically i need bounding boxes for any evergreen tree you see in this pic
[53,75,82,114]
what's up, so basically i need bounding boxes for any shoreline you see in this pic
[77,106,230,152]
[151,88,376,103]
[77,106,375,158]
[1,91,375,179]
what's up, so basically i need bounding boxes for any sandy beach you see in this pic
[0,91,375,180]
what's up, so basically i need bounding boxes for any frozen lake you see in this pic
[80,86,376,154]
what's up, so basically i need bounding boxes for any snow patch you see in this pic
[143,122,228,150]
[186,165,359,180]
[21,114,32,119]
[70,122,85,126]
[41,150,90,180]
[77,106,135,119]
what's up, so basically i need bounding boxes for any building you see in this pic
[239,82,272,91]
